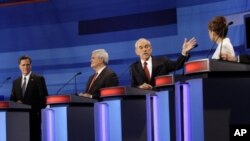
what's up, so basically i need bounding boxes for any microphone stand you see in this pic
[0,77,11,89]
[56,72,82,95]
[219,29,225,60]
[74,75,78,95]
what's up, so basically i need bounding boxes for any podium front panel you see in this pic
[96,86,173,141]
[152,91,171,141]
[0,101,30,141]
[95,96,148,141]
[0,112,7,141]
[42,95,96,141]
[176,78,250,141]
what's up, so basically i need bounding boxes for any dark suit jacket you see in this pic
[130,54,188,87]
[10,73,48,112]
[85,67,119,99]
[239,54,250,64]
[10,72,48,141]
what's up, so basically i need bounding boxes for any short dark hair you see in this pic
[18,55,32,64]
[208,16,228,38]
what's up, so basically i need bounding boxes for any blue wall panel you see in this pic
[0,0,250,99]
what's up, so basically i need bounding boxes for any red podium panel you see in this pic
[184,59,250,77]
[155,74,174,87]
[46,94,96,105]
[185,59,209,74]
[100,86,154,97]
[0,101,31,109]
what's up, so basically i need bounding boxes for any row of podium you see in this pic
[1,59,250,141]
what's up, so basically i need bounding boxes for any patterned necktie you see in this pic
[22,77,27,96]
[143,62,150,81]
[87,73,98,92]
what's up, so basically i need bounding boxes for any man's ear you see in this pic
[135,49,139,56]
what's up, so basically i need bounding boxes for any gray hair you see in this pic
[92,49,109,65]
[135,38,152,49]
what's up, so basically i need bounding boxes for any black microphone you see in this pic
[206,21,234,58]
[227,21,233,26]
[219,21,234,60]
[56,72,82,95]
[0,77,11,89]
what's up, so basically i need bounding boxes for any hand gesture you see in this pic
[181,37,197,56]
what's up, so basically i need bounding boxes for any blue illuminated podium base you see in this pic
[42,95,97,141]
[0,101,31,141]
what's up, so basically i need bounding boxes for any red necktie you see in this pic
[143,62,150,81]
[88,73,98,92]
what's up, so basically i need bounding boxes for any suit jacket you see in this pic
[85,67,119,99]
[10,73,48,112]
[130,54,188,87]
[239,54,250,64]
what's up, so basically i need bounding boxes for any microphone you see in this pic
[0,77,11,89]
[206,21,234,58]
[227,21,233,26]
[56,72,82,95]
[219,21,234,60]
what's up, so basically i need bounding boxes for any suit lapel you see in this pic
[87,68,107,93]
[16,77,23,97]
[137,62,150,83]
[91,68,106,92]
[151,58,157,79]
[24,73,34,97]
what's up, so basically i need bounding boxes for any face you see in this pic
[135,39,152,61]
[90,53,103,69]
[19,59,31,76]
[208,30,216,42]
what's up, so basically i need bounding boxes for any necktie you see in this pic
[22,77,27,96]
[143,62,150,81]
[87,73,98,92]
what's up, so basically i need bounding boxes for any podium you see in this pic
[95,86,155,141]
[42,95,97,141]
[176,59,250,141]
[153,75,176,141]
[0,101,31,141]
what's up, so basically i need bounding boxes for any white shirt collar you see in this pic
[96,66,106,77]
[22,71,32,80]
[140,56,152,65]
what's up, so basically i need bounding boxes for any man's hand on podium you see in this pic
[17,100,23,103]
[78,93,93,98]
[138,83,153,90]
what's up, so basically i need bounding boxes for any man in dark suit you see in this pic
[130,38,197,90]
[10,55,48,141]
[79,49,119,99]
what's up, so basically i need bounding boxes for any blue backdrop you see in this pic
[0,0,249,99]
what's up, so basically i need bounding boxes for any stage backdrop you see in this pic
[0,0,249,99]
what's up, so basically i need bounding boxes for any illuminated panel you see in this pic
[182,84,191,141]
[42,109,55,141]
[0,101,9,108]
[0,0,48,7]
[46,95,71,104]
[0,112,7,141]
[155,75,174,87]
[185,59,209,75]
[100,86,125,97]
